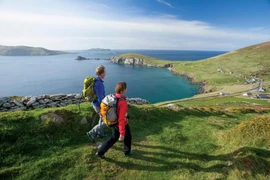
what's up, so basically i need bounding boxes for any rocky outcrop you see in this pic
[75,56,100,60]
[0,94,149,112]
[126,98,149,105]
[76,56,88,60]
[167,103,182,111]
[41,113,64,124]
[109,56,146,66]
[109,56,173,68]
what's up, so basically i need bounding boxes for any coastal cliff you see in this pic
[109,54,173,68]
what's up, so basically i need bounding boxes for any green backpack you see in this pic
[82,76,97,102]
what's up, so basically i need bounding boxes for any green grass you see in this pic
[1,101,270,179]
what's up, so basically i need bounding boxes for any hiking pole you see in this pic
[77,97,81,113]
[91,113,98,127]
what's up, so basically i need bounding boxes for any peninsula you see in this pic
[0,45,69,56]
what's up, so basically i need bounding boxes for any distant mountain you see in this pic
[0,45,70,56]
[87,48,111,51]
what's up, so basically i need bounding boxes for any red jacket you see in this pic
[115,93,128,136]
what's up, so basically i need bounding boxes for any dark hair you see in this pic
[115,81,127,94]
[95,65,105,75]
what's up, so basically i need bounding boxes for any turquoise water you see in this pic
[0,50,226,103]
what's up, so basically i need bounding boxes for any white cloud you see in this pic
[156,0,173,8]
[0,10,269,50]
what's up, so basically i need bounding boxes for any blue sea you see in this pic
[0,50,227,103]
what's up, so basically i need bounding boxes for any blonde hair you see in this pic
[115,82,127,94]
[95,65,105,76]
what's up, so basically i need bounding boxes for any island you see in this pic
[75,56,100,60]
[0,45,70,56]
[87,48,111,51]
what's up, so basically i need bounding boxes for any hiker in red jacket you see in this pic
[96,81,133,158]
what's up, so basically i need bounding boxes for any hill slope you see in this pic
[0,45,69,56]
[173,41,270,94]
[0,99,270,179]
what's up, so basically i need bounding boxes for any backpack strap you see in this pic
[116,97,126,108]
[115,96,126,119]
[92,77,100,102]
[93,77,97,87]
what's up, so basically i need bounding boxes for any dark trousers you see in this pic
[98,124,132,155]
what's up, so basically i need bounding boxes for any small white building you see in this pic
[219,92,230,96]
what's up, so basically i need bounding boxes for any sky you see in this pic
[0,0,270,50]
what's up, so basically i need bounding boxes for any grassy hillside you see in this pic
[173,41,270,94]
[0,45,69,56]
[115,42,270,96]
[1,99,270,179]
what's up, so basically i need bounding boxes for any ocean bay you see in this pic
[0,50,226,103]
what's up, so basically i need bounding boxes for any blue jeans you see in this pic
[89,105,106,136]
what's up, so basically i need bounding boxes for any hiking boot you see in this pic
[124,150,134,157]
[95,152,105,159]
[86,132,95,143]
[97,133,107,138]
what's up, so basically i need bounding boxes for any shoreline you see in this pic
[170,67,206,94]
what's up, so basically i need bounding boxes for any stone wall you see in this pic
[0,94,149,112]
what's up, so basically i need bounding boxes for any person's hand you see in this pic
[119,135,124,141]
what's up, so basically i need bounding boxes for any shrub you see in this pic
[218,115,270,147]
